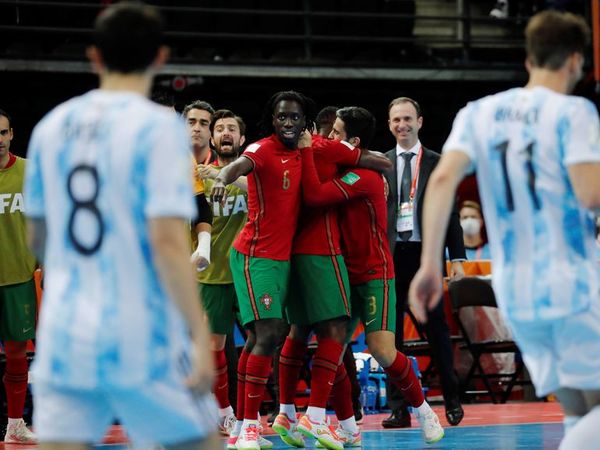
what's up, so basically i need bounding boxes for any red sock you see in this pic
[279,337,307,405]
[4,342,28,419]
[236,349,251,421]
[244,354,272,420]
[309,338,343,408]
[330,363,354,421]
[213,349,230,409]
[385,351,425,407]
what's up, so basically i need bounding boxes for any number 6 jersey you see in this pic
[23,90,196,389]
[443,86,600,322]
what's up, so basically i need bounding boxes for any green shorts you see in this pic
[199,283,238,335]
[0,279,37,341]
[347,278,396,338]
[230,248,290,327]
[286,254,351,326]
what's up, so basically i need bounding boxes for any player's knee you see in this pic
[314,318,348,344]
[367,344,396,368]
[289,324,311,342]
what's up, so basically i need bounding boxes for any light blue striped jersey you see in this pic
[24,90,196,389]
[443,87,600,321]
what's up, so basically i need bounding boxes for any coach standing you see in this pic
[383,97,465,428]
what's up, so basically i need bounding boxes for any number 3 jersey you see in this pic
[23,90,196,389]
[444,86,600,322]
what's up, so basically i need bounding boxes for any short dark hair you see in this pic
[388,97,422,118]
[93,2,164,74]
[259,90,316,137]
[151,88,175,108]
[210,109,246,136]
[525,10,590,70]
[182,100,215,119]
[336,107,376,148]
[0,108,12,128]
[316,106,338,136]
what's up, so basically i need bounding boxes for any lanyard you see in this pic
[408,147,423,201]
[476,246,482,260]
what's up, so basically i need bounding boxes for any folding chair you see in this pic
[448,277,527,404]
[402,307,463,384]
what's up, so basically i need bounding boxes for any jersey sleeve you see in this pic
[442,102,477,173]
[314,139,361,167]
[560,98,600,166]
[241,141,266,171]
[145,115,195,219]
[23,124,46,218]
[301,146,370,207]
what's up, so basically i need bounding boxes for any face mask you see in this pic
[461,218,481,236]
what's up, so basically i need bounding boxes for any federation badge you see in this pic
[260,294,273,310]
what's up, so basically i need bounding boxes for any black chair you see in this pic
[402,308,463,383]
[448,277,527,404]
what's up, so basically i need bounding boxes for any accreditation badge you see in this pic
[396,201,414,232]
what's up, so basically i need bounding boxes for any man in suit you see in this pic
[383,97,465,427]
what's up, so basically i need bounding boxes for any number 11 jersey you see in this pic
[443,86,600,322]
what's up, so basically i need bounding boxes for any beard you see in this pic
[215,143,240,158]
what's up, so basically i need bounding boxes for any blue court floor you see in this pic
[88,423,563,450]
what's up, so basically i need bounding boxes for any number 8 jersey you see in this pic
[443,86,600,322]
[23,90,196,389]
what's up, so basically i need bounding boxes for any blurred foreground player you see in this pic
[24,3,219,449]
[409,11,600,450]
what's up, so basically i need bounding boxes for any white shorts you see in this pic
[509,298,600,397]
[33,378,218,447]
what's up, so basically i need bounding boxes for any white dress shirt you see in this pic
[396,140,421,242]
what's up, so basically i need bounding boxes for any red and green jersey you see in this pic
[233,134,302,261]
[301,147,393,285]
[293,135,362,256]
[0,155,37,286]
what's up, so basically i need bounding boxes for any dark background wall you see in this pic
[3,70,523,158]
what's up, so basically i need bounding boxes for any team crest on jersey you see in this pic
[341,171,360,185]
[260,294,273,310]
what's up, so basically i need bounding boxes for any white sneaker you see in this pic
[415,408,444,444]
[236,422,260,450]
[317,428,362,448]
[297,415,344,450]
[220,414,237,436]
[4,418,37,444]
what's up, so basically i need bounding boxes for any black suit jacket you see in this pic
[384,146,466,261]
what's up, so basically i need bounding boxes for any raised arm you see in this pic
[358,150,393,172]
[301,146,359,207]
[211,156,253,203]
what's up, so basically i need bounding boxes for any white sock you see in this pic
[241,418,260,431]
[219,406,234,417]
[563,415,581,436]
[279,403,297,421]
[415,401,431,416]
[559,406,600,450]
[339,417,359,434]
[7,418,22,427]
[307,406,326,423]
[233,420,243,436]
